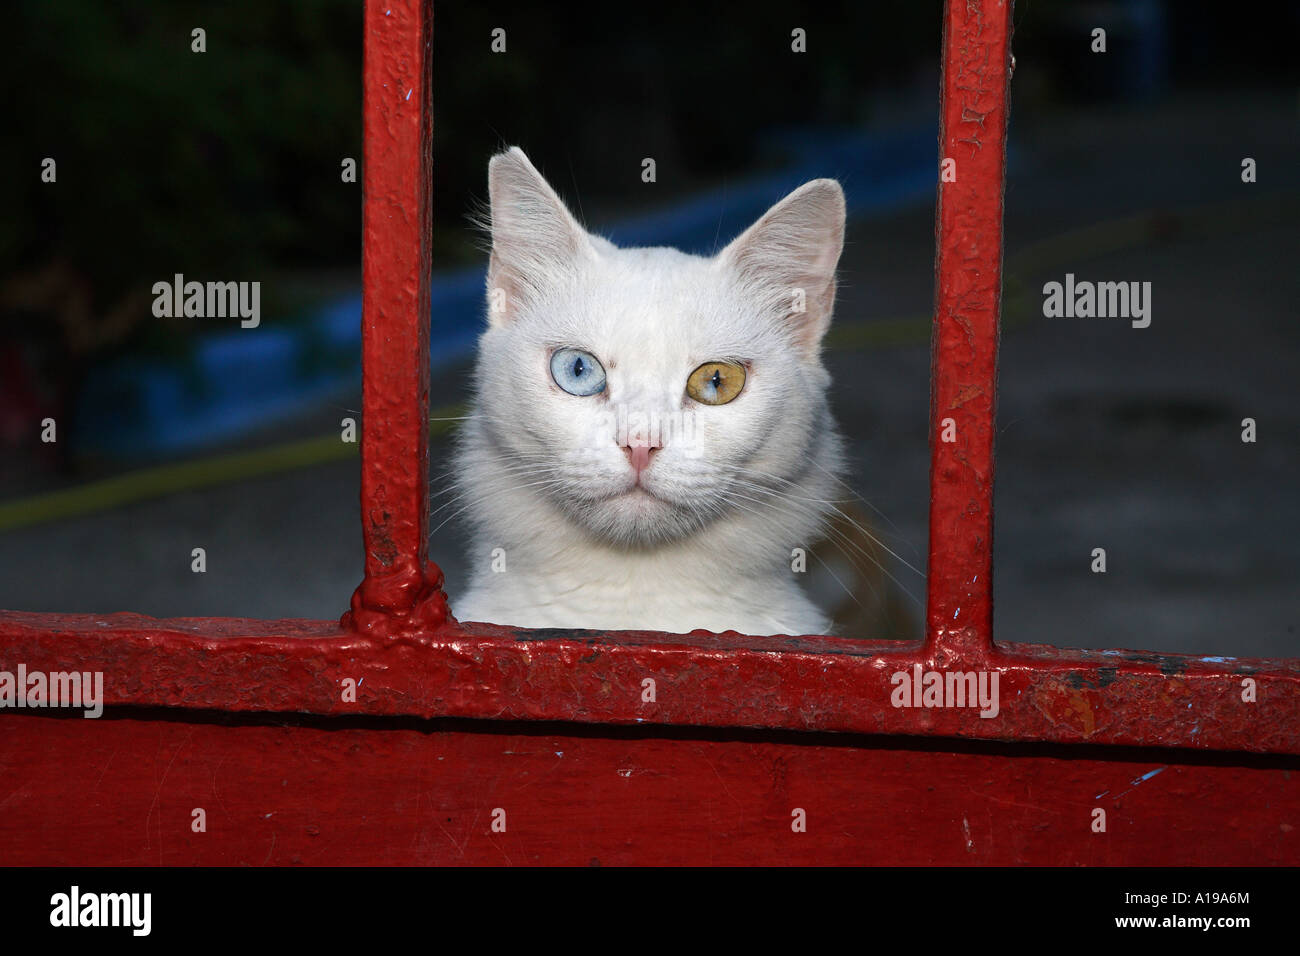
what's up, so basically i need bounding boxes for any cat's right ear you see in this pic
[485,147,592,326]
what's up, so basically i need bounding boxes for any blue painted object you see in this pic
[74,122,937,460]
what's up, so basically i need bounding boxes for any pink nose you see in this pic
[622,441,660,475]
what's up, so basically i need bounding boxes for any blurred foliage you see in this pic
[428,1,943,226]
[1,1,362,355]
[3,0,1297,361]
[2,0,948,360]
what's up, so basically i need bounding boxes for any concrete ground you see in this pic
[0,92,1295,658]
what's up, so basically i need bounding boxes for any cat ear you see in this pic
[717,179,845,357]
[485,147,592,326]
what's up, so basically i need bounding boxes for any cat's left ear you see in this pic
[717,179,845,358]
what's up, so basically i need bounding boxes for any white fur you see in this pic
[451,147,846,636]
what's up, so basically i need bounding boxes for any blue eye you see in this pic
[550,348,607,396]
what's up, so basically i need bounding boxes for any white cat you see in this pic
[451,147,846,636]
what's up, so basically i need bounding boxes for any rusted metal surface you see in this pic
[342,0,448,637]
[3,610,1296,754]
[2,710,1295,865]
[926,0,1011,661]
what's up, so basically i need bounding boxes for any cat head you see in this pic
[468,146,845,546]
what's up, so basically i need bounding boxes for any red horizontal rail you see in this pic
[3,610,1296,755]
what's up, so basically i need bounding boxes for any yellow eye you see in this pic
[686,361,747,405]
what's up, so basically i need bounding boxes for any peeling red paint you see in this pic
[926,0,1011,660]
[1,610,1296,754]
[341,0,448,638]
[1,711,1296,865]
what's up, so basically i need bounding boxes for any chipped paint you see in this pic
[924,0,1013,663]
[340,0,447,640]
[1133,767,1167,786]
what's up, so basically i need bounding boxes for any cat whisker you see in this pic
[430,469,567,517]
[719,486,924,610]
[428,476,571,537]
[729,466,925,580]
[809,549,873,616]
[711,490,882,614]
[800,456,921,559]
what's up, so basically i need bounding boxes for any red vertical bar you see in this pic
[925,0,1013,663]
[343,0,447,636]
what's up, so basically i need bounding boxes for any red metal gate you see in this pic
[1,0,1296,866]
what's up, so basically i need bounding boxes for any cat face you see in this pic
[470,147,845,545]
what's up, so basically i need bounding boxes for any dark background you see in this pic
[0,0,1296,656]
